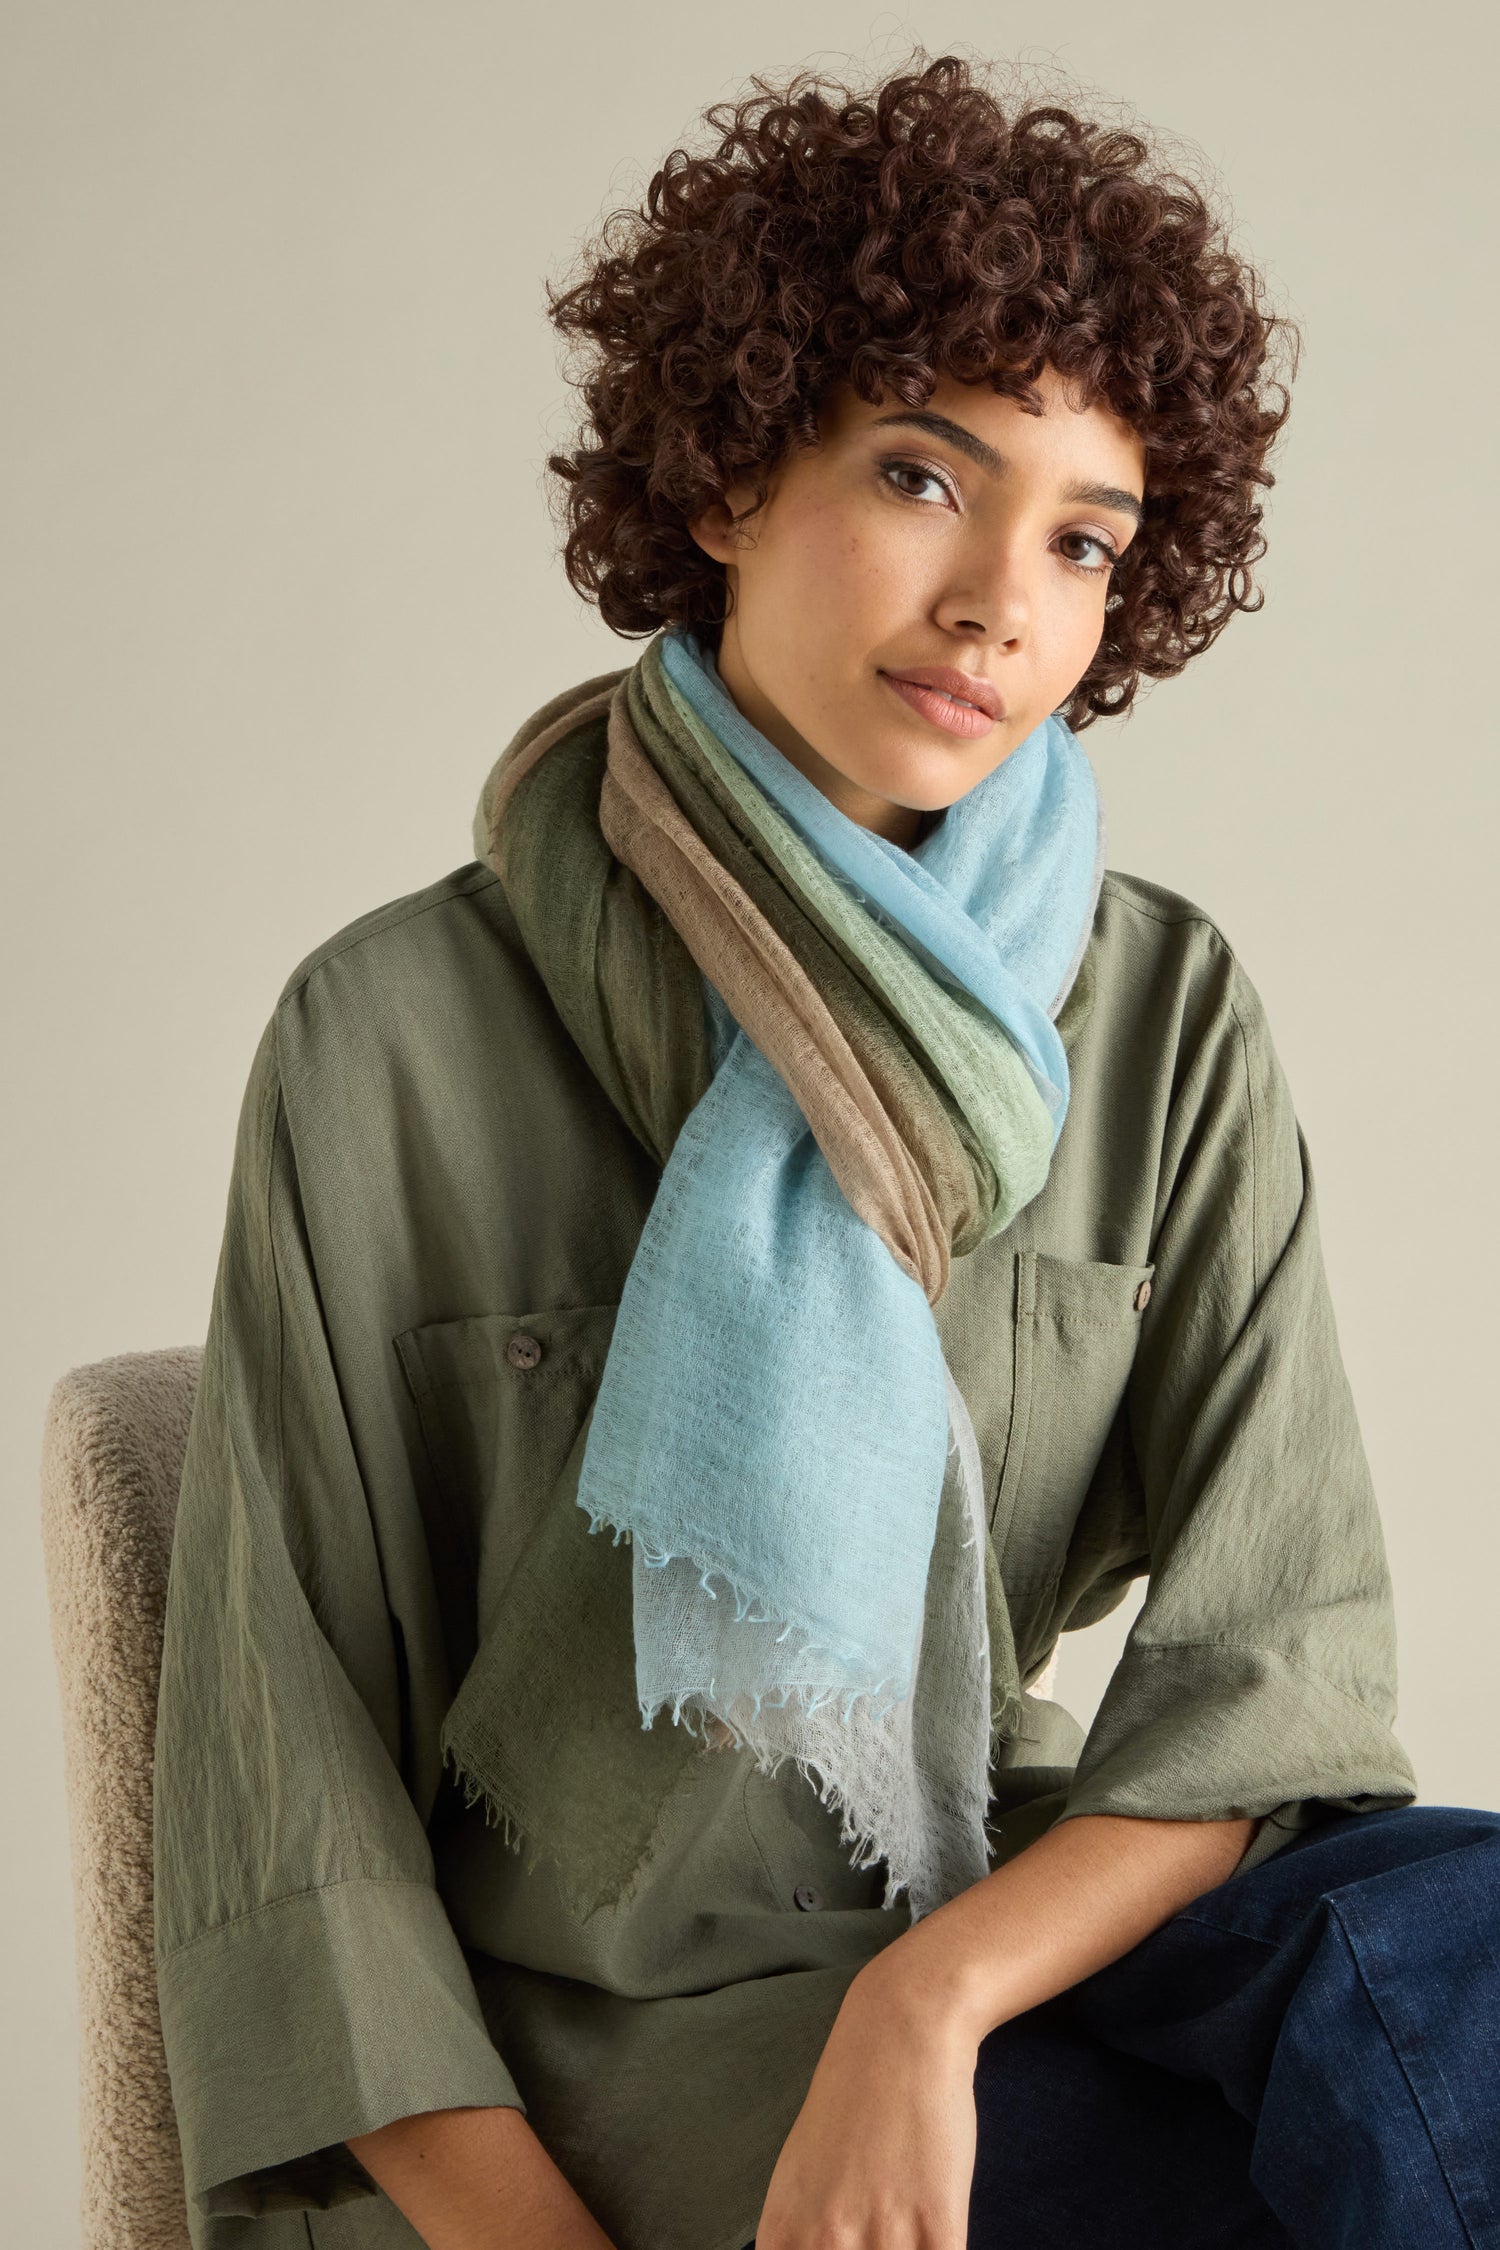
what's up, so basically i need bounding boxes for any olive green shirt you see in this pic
[152,859,1418,2250]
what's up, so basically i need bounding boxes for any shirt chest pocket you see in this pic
[992,1250,1155,1675]
[394,1303,619,1676]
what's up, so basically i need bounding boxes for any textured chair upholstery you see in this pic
[41,1347,203,2250]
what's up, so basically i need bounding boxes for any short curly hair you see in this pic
[543,50,1299,729]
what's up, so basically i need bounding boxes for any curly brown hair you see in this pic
[543,50,1299,729]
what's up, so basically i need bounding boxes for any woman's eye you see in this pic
[879,457,957,507]
[1057,530,1119,576]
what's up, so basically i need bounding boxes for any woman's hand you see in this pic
[755,1953,980,2249]
[753,1812,1261,2245]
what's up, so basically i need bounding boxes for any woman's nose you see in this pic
[932,548,1030,650]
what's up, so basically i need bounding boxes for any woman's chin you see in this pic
[847,743,985,814]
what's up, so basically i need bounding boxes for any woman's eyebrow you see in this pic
[869,409,1144,524]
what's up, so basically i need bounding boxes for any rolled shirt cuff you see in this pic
[1051,1641,1418,1863]
[157,1875,524,2216]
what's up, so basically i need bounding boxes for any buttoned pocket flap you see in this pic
[994,1251,1156,1616]
[394,1303,619,1665]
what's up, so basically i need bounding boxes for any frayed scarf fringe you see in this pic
[439,1702,1023,1930]
[655,1715,918,1909]
[578,1501,910,1725]
[437,1738,695,1928]
[792,1748,914,1906]
[441,1738,531,1860]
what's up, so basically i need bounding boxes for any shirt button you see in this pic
[1133,1279,1152,1312]
[506,1332,543,1370]
[792,1884,825,1912]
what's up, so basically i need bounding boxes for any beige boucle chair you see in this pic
[41,1345,1061,2250]
[41,1347,203,2250]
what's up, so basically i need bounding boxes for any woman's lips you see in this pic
[878,671,1000,740]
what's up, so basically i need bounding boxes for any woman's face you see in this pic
[686,364,1147,847]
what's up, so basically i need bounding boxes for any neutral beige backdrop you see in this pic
[5,2,1496,2235]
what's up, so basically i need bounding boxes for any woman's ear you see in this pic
[686,494,751,566]
[687,471,771,565]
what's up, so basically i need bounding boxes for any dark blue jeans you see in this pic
[743,1803,1500,2247]
[967,1803,1500,2246]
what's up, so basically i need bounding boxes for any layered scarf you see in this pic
[456,625,1104,1922]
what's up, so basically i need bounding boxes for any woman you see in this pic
[151,51,1499,2250]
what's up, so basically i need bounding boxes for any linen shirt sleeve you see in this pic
[1054,930,1418,1872]
[152,1016,524,2219]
